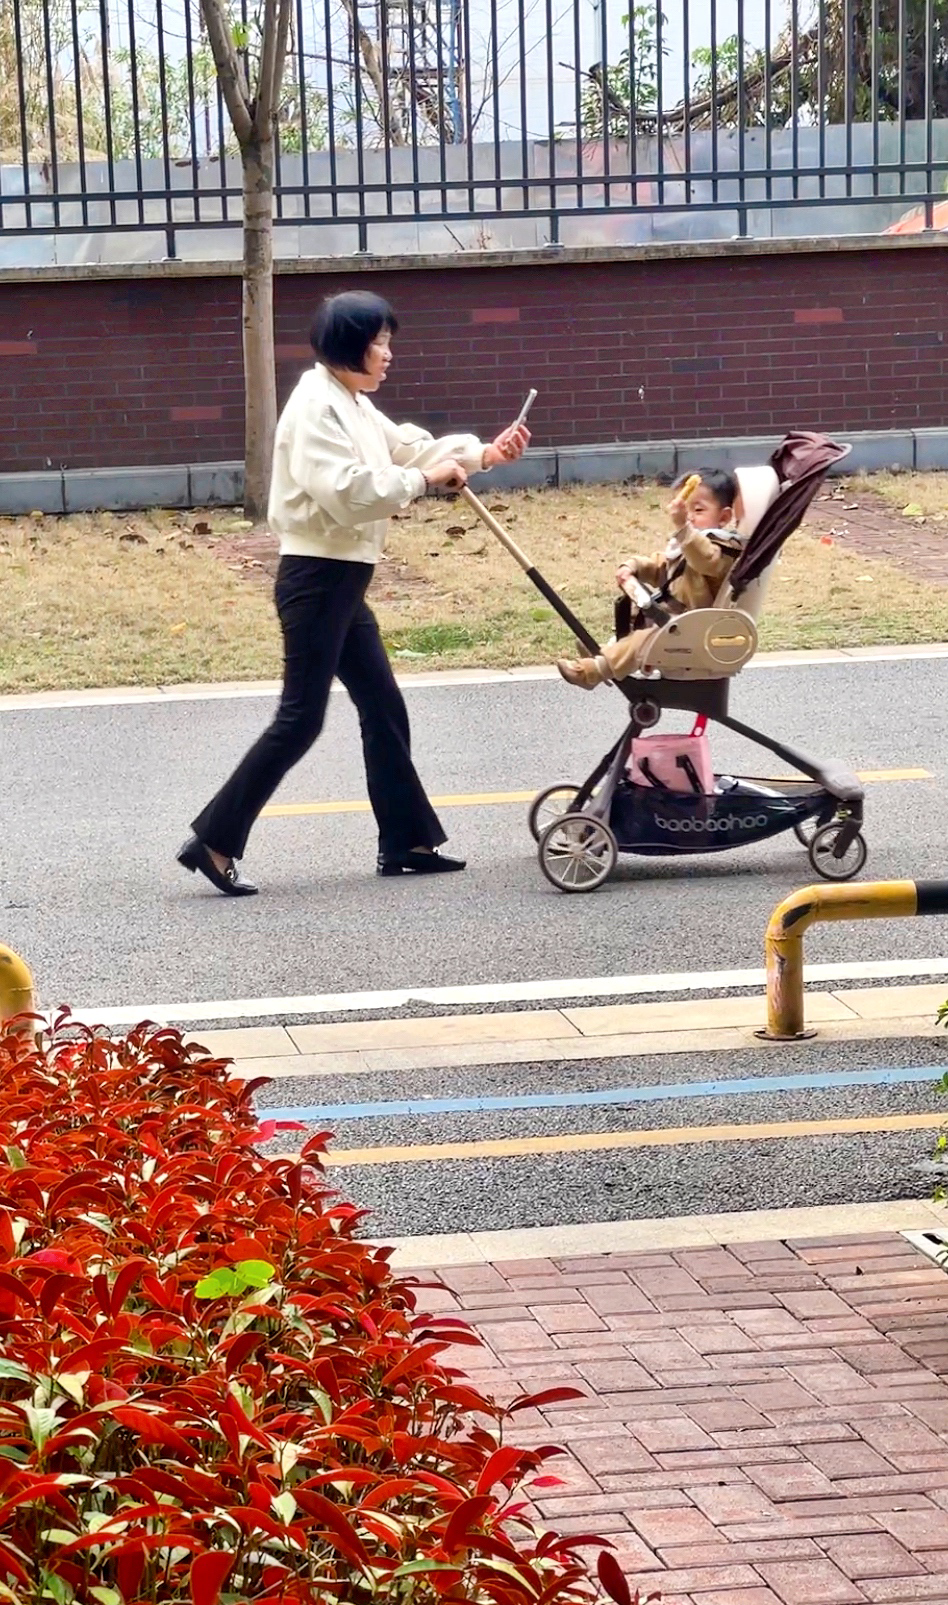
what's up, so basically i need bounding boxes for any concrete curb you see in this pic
[372,1199,948,1267]
[2,643,948,714]
[3,427,946,514]
[1,229,945,289]
[64,976,948,1053]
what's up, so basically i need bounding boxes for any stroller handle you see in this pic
[459,485,602,657]
[460,487,533,573]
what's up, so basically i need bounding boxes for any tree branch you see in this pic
[199,0,254,146]
[663,44,799,131]
[271,0,295,128]
[254,0,280,137]
[337,0,407,144]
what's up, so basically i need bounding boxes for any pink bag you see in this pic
[627,719,714,796]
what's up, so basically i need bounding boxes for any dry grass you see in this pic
[375,482,948,661]
[851,470,948,519]
[0,510,278,693]
[1,480,947,693]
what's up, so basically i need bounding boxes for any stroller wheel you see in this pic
[528,783,581,842]
[538,814,617,893]
[809,821,868,882]
[795,804,836,848]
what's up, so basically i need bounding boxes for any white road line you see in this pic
[69,955,948,1027]
[3,644,948,713]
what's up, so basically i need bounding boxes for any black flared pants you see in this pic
[191,555,446,861]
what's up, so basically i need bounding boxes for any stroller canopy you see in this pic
[727,431,851,600]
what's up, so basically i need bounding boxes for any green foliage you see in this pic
[0,1013,635,1603]
[580,6,667,139]
[0,0,327,165]
[106,45,219,163]
[195,1259,277,1299]
[690,2,948,128]
[788,0,948,123]
[586,0,948,139]
[690,34,774,128]
[386,622,483,656]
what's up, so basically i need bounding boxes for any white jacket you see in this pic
[268,364,485,563]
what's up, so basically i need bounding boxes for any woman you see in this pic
[178,290,529,896]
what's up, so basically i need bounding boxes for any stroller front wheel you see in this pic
[538,814,618,893]
[809,820,868,882]
[528,783,581,842]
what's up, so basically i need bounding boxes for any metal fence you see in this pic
[1,0,947,264]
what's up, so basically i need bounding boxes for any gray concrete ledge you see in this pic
[0,230,945,287]
[2,427,945,514]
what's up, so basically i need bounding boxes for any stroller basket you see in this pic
[610,778,833,857]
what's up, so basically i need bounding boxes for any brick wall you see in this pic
[1,243,946,472]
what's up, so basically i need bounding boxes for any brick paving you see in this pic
[805,489,948,584]
[413,1233,948,1604]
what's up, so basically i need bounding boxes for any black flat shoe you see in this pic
[177,836,258,897]
[377,849,466,877]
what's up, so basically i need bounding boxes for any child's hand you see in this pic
[667,493,689,530]
[616,560,638,590]
[668,473,700,529]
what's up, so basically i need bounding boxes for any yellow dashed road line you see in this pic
[263,770,931,819]
[321,1110,945,1167]
[263,790,535,817]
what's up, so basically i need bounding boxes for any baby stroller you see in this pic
[461,431,866,894]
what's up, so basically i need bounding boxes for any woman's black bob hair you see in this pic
[310,291,398,371]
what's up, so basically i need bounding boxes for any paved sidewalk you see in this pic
[99,980,948,1073]
[413,1231,948,1604]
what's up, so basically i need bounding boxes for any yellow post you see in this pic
[762,880,919,1040]
[0,946,35,1036]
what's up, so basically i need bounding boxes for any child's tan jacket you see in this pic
[624,523,746,613]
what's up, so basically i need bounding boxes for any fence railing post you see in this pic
[760,880,948,1041]
[0,2,945,251]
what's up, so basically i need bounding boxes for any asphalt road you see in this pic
[1,655,943,1011]
[258,1036,948,1237]
[3,654,947,1240]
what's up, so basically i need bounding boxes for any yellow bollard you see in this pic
[0,946,35,1036]
[760,880,926,1040]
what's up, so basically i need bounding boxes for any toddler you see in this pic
[557,467,744,689]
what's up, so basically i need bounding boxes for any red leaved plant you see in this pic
[0,1014,658,1605]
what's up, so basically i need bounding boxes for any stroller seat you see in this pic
[621,464,781,683]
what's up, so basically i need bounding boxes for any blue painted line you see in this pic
[257,1064,943,1124]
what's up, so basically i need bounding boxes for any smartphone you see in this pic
[513,388,537,430]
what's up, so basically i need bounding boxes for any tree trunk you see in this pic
[241,136,277,524]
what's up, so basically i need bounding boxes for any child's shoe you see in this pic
[556,655,611,690]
